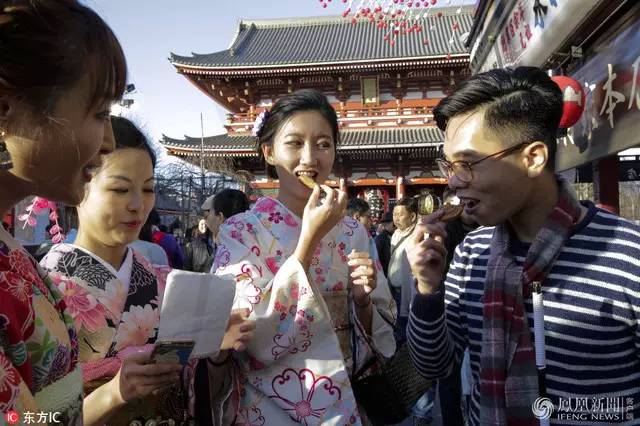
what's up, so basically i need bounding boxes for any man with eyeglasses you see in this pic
[405,66,640,425]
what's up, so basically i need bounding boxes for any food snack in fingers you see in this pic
[298,174,316,189]
[439,196,464,222]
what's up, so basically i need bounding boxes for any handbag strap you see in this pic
[389,227,414,260]
[350,294,397,381]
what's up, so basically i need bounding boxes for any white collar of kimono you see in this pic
[68,244,134,285]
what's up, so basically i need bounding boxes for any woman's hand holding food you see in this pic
[295,184,347,269]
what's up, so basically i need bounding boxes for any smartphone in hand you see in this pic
[150,340,195,366]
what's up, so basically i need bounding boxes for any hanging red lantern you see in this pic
[551,75,585,129]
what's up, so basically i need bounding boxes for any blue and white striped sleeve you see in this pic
[407,242,469,379]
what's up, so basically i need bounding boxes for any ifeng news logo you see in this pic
[532,396,634,422]
[532,397,554,420]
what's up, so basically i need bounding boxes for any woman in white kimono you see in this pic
[213,89,396,425]
[41,117,254,425]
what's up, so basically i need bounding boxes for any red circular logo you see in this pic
[551,75,585,129]
[5,410,20,425]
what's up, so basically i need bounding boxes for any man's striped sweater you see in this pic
[407,202,640,425]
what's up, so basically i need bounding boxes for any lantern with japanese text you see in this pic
[551,75,585,128]
[364,189,385,222]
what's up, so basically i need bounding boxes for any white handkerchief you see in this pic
[158,270,236,358]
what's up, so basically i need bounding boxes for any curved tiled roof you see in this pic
[163,133,255,151]
[170,7,473,69]
[162,127,443,154]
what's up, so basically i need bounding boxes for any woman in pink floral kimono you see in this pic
[213,89,397,425]
[41,117,255,425]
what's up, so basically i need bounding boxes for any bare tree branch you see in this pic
[154,155,242,229]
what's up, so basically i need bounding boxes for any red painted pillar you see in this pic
[593,155,619,214]
[396,176,405,199]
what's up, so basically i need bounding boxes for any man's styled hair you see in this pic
[434,66,563,169]
[346,197,370,218]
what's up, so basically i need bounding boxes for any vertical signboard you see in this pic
[556,17,640,171]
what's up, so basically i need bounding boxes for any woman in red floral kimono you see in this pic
[0,2,185,424]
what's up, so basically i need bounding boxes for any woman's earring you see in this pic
[0,130,13,170]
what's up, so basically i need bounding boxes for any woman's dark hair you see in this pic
[0,0,127,128]
[433,66,562,169]
[346,197,370,217]
[256,89,339,179]
[147,208,161,226]
[139,208,161,241]
[110,116,157,168]
[139,219,153,242]
[213,189,249,219]
[395,196,418,216]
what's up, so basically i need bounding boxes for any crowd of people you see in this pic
[2,2,640,426]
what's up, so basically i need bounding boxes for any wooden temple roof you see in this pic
[170,6,473,73]
[162,126,444,157]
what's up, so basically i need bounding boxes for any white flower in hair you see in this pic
[252,110,270,137]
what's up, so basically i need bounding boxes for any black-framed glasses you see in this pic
[436,142,530,183]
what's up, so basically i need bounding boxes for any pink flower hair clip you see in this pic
[19,197,66,244]
[251,109,271,138]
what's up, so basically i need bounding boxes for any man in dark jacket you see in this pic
[184,219,215,272]
[373,211,394,278]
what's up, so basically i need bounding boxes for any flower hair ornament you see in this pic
[19,197,66,244]
[251,109,271,138]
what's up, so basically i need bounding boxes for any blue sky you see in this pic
[86,0,340,142]
[87,0,475,145]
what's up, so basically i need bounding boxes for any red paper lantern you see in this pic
[551,75,585,129]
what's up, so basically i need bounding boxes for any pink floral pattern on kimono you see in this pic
[52,275,108,333]
[269,368,341,424]
[213,197,396,425]
[113,304,160,351]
